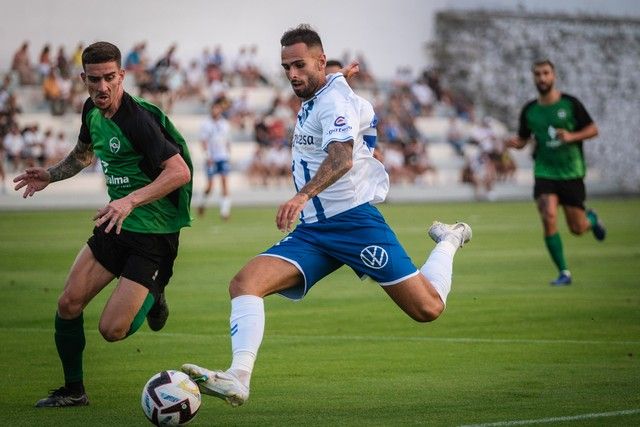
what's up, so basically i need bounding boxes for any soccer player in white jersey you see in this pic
[198,98,232,219]
[182,24,472,407]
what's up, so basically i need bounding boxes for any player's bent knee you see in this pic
[57,292,85,319]
[568,223,586,235]
[409,302,444,323]
[98,322,129,342]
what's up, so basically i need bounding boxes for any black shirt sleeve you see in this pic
[78,98,95,145]
[129,108,179,169]
[517,99,536,140]
[112,94,179,177]
[564,94,594,131]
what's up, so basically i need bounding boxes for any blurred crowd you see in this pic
[1,40,518,199]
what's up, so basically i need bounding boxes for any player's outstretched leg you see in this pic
[181,363,249,407]
[146,293,169,331]
[428,221,472,248]
[35,386,89,408]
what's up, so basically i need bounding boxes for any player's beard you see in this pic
[535,81,552,95]
[293,74,322,100]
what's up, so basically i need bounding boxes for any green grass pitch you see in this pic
[1,198,639,426]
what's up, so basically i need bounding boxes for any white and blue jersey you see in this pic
[291,73,389,224]
[262,74,419,300]
[200,116,231,177]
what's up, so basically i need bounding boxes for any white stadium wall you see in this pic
[433,10,640,192]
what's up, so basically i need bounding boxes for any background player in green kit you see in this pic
[13,42,193,407]
[507,59,606,286]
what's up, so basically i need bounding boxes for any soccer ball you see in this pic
[141,370,201,426]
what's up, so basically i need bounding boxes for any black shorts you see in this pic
[87,225,180,299]
[533,178,586,209]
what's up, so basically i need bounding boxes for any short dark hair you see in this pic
[326,59,343,69]
[82,41,121,69]
[280,24,323,51]
[532,59,555,71]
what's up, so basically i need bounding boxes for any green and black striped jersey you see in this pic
[79,92,192,233]
[518,93,594,180]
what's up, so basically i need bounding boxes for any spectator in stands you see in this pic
[0,75,14,112]
[233,46,251,85]
[445,115,467,157]
[247,45,269,85]
[181,59,206,102]
[410,75,436,116]
[42,128,57,167]
[56,46,70,79]
[51,131,71,166]
[405,139,438,185]
[0,124,6,193]
[124,42,144,72]
[465,118,499,200]
[423,68,443,101]
[42,68,67,115]
[205,64,228,103]
[4,124,24,172]
[21,124,40,168]
[11,41,36,85]
[38,44,53,82]
[71,42,84,74]
[381,142,412,184]
[210,45,225,68]
[227,90,254,130]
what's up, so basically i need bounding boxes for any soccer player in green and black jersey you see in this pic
[507,59,606,286]
[14,42,193,407]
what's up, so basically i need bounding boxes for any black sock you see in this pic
[65,380,85,395]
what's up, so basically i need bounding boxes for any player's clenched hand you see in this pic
[13,167,51,198]
[555,128,572,143]
[276,193,309,232]
[93,197,135,234]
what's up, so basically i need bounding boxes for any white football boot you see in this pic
[181,364,249,407]
[428,221,472,248]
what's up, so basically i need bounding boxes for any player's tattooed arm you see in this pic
[298,140,353,200]
[47,140,94,183]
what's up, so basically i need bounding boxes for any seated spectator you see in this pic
[42,68,67,115]
[4,124,24,172]
[445,116,467,157]
[0,75,14,112]
[37,44,53,83]
[181,59,206,101]
[11,41,36,85]
[56,45,70,79]
[71,42,84,74]
[461,150,497,201]
[404,140,438,185]
[42,128,57,167]
[21,124,41,167]
[381,142,413,184]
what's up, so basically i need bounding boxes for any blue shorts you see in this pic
[206,160,230,177]
[262,203,419,300]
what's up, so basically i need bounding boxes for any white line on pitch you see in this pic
[459,408,640,427]
[1,327,639,346]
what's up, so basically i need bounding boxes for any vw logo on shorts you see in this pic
[360,245,388,269]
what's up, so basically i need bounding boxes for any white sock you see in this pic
[420,241,457,305]
[220,196,231,218]
[229,295,264,385]
[199,190,211,208]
